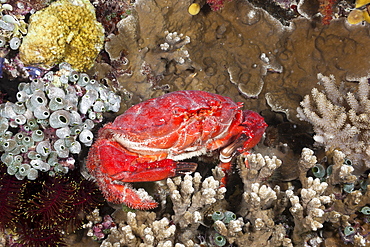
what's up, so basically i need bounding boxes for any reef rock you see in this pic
[19,0,104,72]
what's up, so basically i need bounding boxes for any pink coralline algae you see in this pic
[207,0,233,11]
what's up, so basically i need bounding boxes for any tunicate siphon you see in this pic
[33,105,50,120]
[49,97,66,111]
[49,110,70,128]
[79,129,93,145]
[31,129,44,142]
[22,136,34,147]
[36,140,51,156]
[56,126,71,138]
[9,36,20,50]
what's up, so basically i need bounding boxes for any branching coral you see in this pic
[289,148,370,245]
[234,153,292,247]
[19,0,104,72]
[99,172,226,247]
[297,74,370,172]
[88,147,369,246]
[167,172,226,244]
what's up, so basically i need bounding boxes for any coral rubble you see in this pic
[19,0,104,72]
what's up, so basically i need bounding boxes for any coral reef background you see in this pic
[0,0,369,246]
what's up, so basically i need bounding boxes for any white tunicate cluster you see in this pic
[0,63,121,180]
[0,4,27,50]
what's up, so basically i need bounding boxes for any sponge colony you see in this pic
[19,0,104,72]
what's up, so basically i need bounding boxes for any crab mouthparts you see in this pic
[175,162,198,176]
[220,134,248,162]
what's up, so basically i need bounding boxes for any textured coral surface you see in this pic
[0,0,370,246]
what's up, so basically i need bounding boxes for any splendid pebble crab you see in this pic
[86,90,267,209]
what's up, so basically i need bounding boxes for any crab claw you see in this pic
[99,178,159,210]
[86,138,197,209]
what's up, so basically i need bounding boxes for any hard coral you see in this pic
[19,0,104,72]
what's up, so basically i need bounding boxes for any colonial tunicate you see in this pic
[49,110,70,128]
[0,64,121,179]
[9,36,20,50]
[79,129,94,145]
[212,211,225,221]
[31,129,44,142]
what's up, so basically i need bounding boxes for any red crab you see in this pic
[86,90,267,210]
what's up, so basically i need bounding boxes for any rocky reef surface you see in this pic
[0,0,369,246]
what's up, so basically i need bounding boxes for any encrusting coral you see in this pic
[19,0,104,72]
[297,74,370,172]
